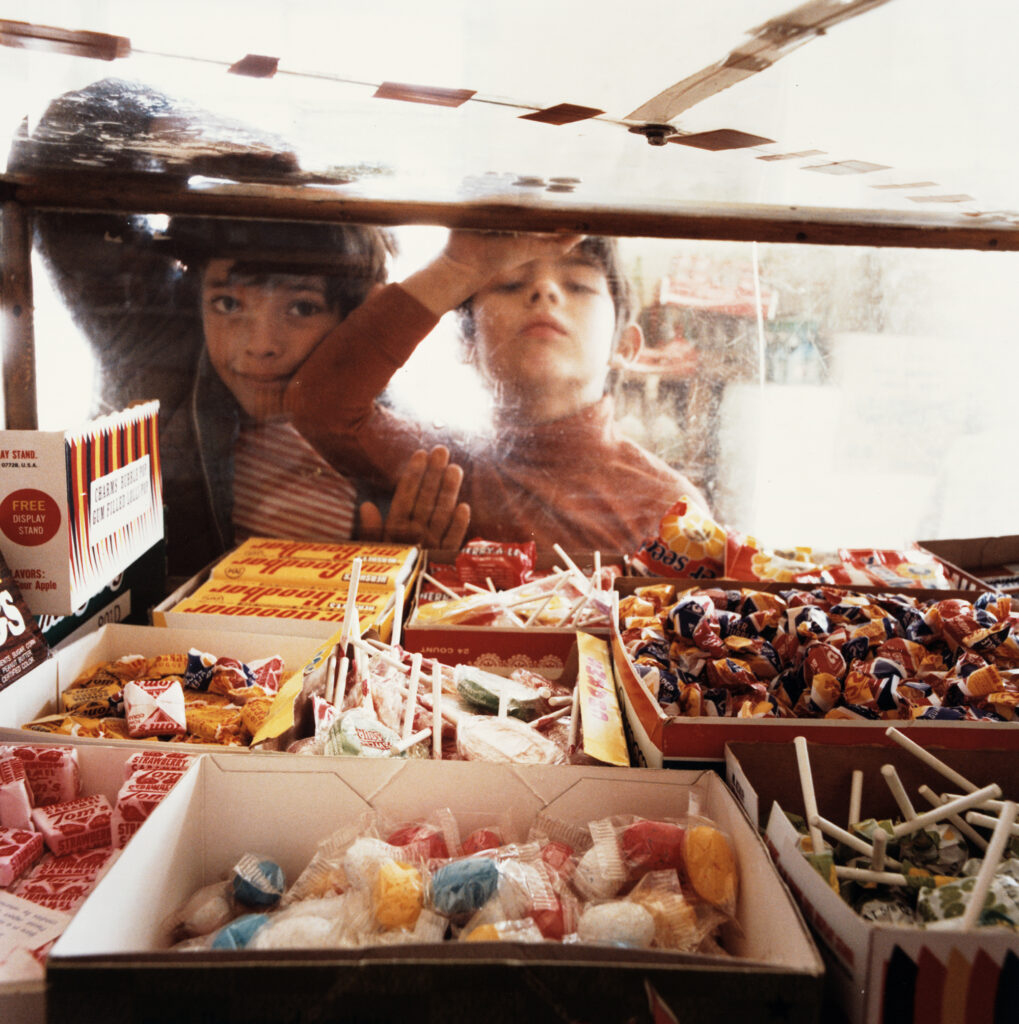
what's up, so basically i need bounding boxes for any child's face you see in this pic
[468,253,619,411]
[201,259,343,420]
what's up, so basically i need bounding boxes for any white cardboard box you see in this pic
[725,740,1019,1024]
[48,756,824,1023]
[0,740,200,1024]
[0,623,331,752]
[0,403,164,617]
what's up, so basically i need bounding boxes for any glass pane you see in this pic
[27,210,1019,589]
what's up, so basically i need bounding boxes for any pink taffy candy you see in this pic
[5,745,80,806]
[123,750,194,781]
[123,678,187,737]
[0,754,35,830]
[0,826,44,886]
[31,794,112,856]
[111,776,177,848]
[13,874,96,913]
[28,848,115,882]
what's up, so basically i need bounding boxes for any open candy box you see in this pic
[47,756,823,1023]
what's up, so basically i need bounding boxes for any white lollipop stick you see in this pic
[809,815,903,868]
[884,727,978,793]
[391,584,405,648]
[848,769,864,826]
[422,572,461,600]
[394,728,432,755]
[552,543,583,576]
[401,652,422,742]
[529,706,572,730]
[870,828,888,872]
[835,865,909,886]
[943,792,1007,813]
[918,785,989,852]
[353,637,405,672]
[965,811,1019,837]
[340,557,362,649]
[890,783,1002,840]
[881,764,918,821]
[794,736,824,854]
[524,573,570,627]
[960,800,1018,930]
[567,681,581,755]
[431,660,442,760]
[556,590,590,628]
[329,656,349,706]
[497,680,510,718]
[593,550,602,587]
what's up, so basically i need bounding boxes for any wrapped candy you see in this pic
[620,583,1019,725]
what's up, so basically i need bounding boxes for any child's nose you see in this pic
[244,317,281,357]
[528,277,562,303]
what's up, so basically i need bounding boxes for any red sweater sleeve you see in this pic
[284,283,442,482]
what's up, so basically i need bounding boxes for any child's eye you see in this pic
[208,294,242,314]
[493,280,524,293]
[565,280,596,294]
[289,299,328,318]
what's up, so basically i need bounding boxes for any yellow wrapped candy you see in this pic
[372,860,423,929]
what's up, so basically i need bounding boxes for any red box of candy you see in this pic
[46,755,824,1023]
[611,577,1019,767]
[403,544,623,682]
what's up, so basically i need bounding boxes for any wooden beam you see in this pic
[1,199,37,429]
[5,170,1018,252]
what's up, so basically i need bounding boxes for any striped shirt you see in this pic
[232,419,356,543]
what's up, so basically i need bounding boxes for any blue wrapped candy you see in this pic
[211,913,270,949]
[430,857,499,918]
[231,854,285,907]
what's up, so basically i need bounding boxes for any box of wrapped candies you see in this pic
[46,755,824,1023]
[612,578,1019,768]
[725,737,1019,1024]
[0,623,333,752]
[0,741,197,1024]
[403,543,622,681]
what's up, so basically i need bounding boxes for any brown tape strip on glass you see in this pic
[229,54,279,78]
[670,129,775,152]
[519,103,604,125]
[0,18,130,60]
[374,82,476,107]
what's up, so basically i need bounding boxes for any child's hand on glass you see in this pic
[358,446,470,550]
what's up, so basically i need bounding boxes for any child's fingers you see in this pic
[425,462,465,544]
[357,501,383,541]
[439,501,471,551]
[412,446,453,524]
[387,449,430,524]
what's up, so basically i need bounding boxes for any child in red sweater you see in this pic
[287,231,708,553]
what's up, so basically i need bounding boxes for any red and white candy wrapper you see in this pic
[0,826,44,886]
[28,847,116,883]
[123,750,194,782]
[111,776,177,848]
[13,874,96,913]
[249,655,284,695]
[3,744,80,806]
[30,793,113,855]
[0,753,35,830]
[123,677,187,737]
